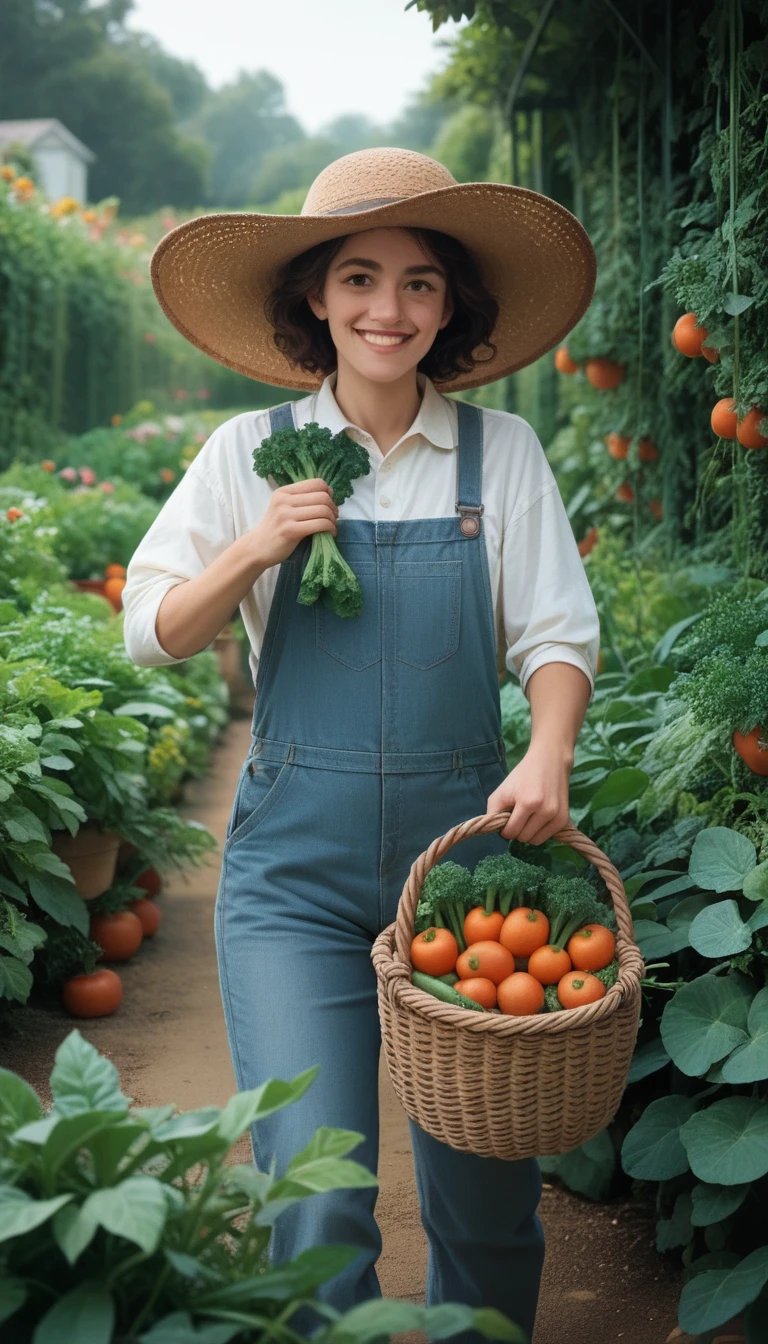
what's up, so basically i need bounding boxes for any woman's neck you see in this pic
[332,360,422,457]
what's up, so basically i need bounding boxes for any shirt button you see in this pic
[380,460,391,472]
[380,496,391,508]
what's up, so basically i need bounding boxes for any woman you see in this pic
[123,147,600,1342]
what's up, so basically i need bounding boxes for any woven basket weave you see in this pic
[371,812,645,1161]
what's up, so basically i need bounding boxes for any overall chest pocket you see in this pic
[315,562,381,670]
[395,560,462,669]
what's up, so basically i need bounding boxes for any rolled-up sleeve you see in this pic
[122,460,235,667]
[501,438,600,703]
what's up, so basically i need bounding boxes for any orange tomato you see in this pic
[104,576,127,604]
[606,432,630,460]
[456,940,515,985]
[128,897,162,937]
[464,907,504,944]
[554,346,579,374]
[733,726,768,776]
[527,945,571,985]
[701,343,720,363]
[499,908,550,958]
[671,313,708,357]
[596,650,604,674]
[497,972,545,1016]
[637,437,659,462]
[557,971,606,1009]
[454,977,497,1009]
[736,408,768,451]
[567,924,616,972]
[62,969,123,1018]
[89,911,143,962]
[577,526,599,557]
[711,399,738,439]
[135,866,163,898]
[105,563,127,579]
[411,927,459,977]
[6,507,23,523]
[585,358,624,391]
[648,498,663,521]
[615,483,634,504]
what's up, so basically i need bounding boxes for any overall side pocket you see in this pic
[223,757,295,854]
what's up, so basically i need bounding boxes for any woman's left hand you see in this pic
[485,742,572,845]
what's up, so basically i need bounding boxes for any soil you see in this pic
[0,708,688,1344]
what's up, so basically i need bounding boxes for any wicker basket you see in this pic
[371,812,645,1161]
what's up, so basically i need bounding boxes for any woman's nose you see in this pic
[364,285,404,324]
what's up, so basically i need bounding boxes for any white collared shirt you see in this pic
[122,372,600,701]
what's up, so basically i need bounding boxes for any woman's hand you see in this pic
[248,479,338,569]
[485,741,573,845]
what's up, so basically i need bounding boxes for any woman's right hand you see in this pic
[248,479,339,568]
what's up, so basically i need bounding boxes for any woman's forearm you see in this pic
[155,532,268,660]
[526,660,592,762]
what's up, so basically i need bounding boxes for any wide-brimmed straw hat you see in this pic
[150,146,596,393]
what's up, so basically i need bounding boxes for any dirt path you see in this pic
[2,711,686,1344]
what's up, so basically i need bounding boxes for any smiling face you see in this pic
[305,227,455,386]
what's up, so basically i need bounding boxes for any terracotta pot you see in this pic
[51,824,121,900]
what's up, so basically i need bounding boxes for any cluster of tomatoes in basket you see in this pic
[409,856,619,1017]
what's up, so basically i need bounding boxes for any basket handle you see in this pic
[394,812,643,976]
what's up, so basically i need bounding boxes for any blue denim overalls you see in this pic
[214,397,545,1342]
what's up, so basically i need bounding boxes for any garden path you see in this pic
[3,711,688,1344]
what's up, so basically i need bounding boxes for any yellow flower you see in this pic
[111,414,123,426]
[1,165,15,182]
[130,232,146,246]
[81,208,97,223]
[51,195,80,218]
[13,176,34,199]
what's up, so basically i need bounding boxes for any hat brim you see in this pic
[150,182,596,393]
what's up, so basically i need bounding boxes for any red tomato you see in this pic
[62,969,123,1018]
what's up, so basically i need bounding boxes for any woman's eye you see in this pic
[407,280,433,292]
[345,273,370,286]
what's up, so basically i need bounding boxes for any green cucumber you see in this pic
[437,972,459,986]
[411,971,486,1011]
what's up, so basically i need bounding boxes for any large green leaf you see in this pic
[721,987,768,1083]
[688,900,753,959]
[586,768,649,813]
[32,1282,114,1344]
[621,1095,696,1180]
[743,862,768,902]
[196,1244,361,1307]
[271,1155,378,1201]
[678,1246,768,1335]
[680,1097,768,1184]
[0,1187,72,1242]
[80,1176,168,1255]
[0,1277,27,1325]
[627,1037,670,1084]
[660,973,752,1076]
[52,1201,99,1266]
[691,1181,750,1227]
[216,1068,319,1144]
[139,1315,241,1344]
[689,827,757,892]
[40,1110,129,1183]
[0,955,33,1002]
[538,1127,615,1200]
[319,1300,525,1344]
[114,702,175,719]
[632,919,688,960]
[50,1031,131,1117]
[27,872,87,934]
[656,1191,694,1252]
[0,1067,41,1128]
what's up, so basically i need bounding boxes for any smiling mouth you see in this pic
[354,329,413,348]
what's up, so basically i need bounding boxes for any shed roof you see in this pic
[0,119,95,164]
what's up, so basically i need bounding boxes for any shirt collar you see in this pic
[312,369,457,453]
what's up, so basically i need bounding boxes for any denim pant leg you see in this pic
[409,1121,544,1344]
[215,770,385,1320]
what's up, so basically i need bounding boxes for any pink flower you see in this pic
[99,481,115,494]
[143,331,157,344]
[174,388,188,402]
[194,432,207,443]
[59,467,77,482]
[79,467,97,485]
[196,387,211,400]
[162,212,176,232]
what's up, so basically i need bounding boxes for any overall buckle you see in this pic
[456,503,484,538]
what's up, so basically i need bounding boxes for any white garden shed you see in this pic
[0,119,95,203]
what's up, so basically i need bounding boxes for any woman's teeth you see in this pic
[356,331,410,347]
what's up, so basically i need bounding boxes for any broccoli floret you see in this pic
[544,984,563,1012]
[592,958,619,990]
[541,875,607,951]
[472,854,546,917]
[415,861,474,952]
[252,422,370,617]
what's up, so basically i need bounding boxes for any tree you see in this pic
[430,104,497,180]
[185,71,304,207]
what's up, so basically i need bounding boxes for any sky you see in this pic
[125,0,465,134]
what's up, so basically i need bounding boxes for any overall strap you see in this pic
[268,400,297,433]
[454,400,485,538]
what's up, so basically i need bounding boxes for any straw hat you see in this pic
[150,146,596,393]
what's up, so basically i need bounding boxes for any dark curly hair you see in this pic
[264,228,499,384]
